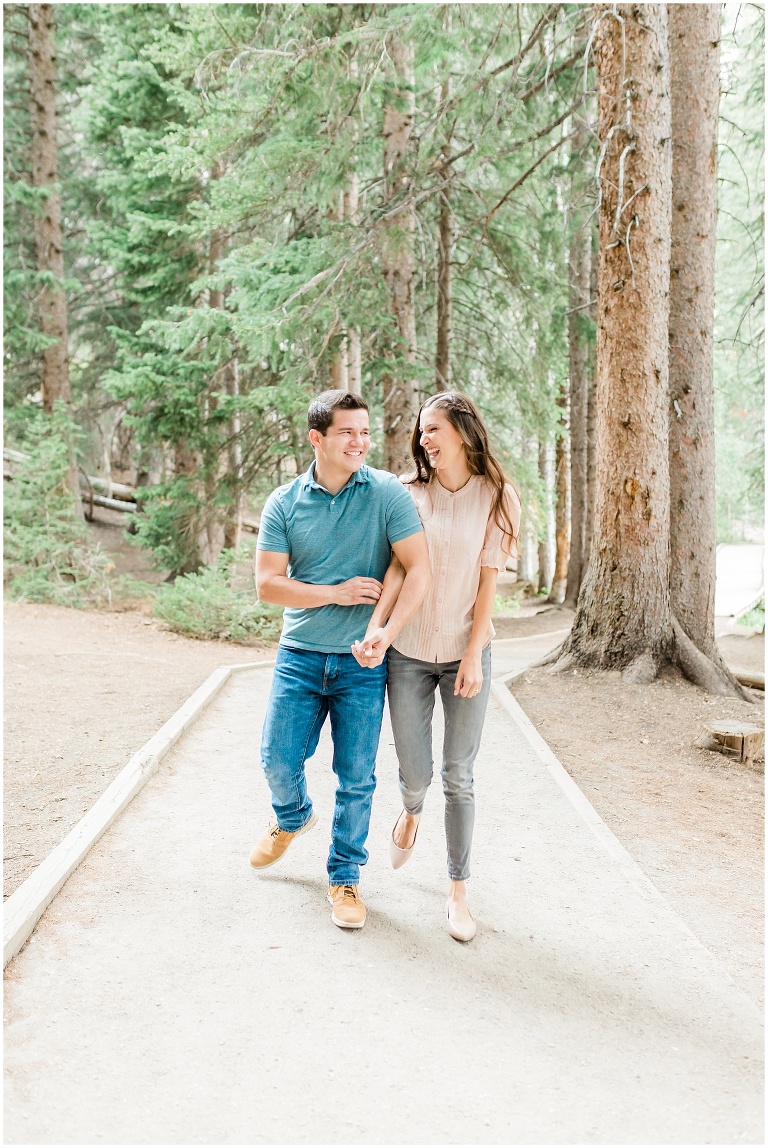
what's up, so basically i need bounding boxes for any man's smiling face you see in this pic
[311,407,371,476]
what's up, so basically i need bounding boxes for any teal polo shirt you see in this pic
[257,463,423,654]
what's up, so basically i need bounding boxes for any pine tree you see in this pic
[382,35,419,474]
[552,3,676,681]
[668,3,745,697]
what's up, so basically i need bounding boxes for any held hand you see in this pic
[333,577,383,606]
[454,652,484,698]
[351,626,391,669]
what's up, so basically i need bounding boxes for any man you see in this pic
[252,389,431,929]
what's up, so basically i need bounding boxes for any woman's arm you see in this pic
[352,533,431,667]
[365,556,405,629]
[454,566,498,697]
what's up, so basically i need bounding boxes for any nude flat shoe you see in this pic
[446,899,476,942]
[388,810,420,869]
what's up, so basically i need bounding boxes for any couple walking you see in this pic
[251,388,520,941]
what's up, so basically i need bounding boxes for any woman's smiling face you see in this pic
[419,405,466,472]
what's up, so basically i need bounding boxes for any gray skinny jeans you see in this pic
[386,644,492,882]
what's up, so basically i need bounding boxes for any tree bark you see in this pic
[382,38,419,474]
[538,440,551,592]
[549,414,569,603]
[435,27,453,396]
[435,181,452,391]
[668,6,722,652]
[223,356,243,551]
[667,5,748,698]
[546,5,751,700]
[583,228,598,566]
[331,53,362,394]
[563,219,591,607]
[28,4,70,415]
[28,4,83,516]
[555,4,675,680]
[207,221,242,558]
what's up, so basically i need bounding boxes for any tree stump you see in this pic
[700,721,765,765]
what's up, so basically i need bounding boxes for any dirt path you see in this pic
[3,602,273,898]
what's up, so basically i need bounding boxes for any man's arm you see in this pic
[256,549,383,608]
[352,531,431,665]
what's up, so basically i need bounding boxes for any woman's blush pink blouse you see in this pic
[392,475,521,663]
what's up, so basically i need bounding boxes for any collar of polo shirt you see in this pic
[301,461,371,492]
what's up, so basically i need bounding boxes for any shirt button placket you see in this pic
[436,512,452,657]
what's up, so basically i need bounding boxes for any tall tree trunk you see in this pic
[382,38,419,474]
[435,182,452,391]
[546,5,750,699]
[668,7,726,651]
[537,440,550,593]
[668,5,747,698]
[332,53,362,394]
[223,356,243,551]
[549,408,570,603]
[330,327,349,390]
[207,222,241,558]
[553,4,675,682]
[583,231,598,571]
[28,4,82,515]
[435,24,453,395]
[28,4,69,414]
[563,218,592,607]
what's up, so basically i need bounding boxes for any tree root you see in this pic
[522,621,755,704]
[622,652,658,684]
[548,651,574,674]
[529,641,566,669]
[672,615,755,703]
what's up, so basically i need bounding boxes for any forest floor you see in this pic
[3,511,764,1004]
[511,651,764,1007]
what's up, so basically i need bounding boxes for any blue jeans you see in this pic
[386,645,492,881]
[260,646,387,885]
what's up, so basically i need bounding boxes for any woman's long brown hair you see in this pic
[407,391,519,552]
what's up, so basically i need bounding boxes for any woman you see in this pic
[356,392,520,941]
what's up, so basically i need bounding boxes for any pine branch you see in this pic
[462,127,584,249]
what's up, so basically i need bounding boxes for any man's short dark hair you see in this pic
[308,389,369,435]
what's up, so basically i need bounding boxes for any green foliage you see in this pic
[492,592,522,617]
[3,408,115,607]
[3,1,763,584]
[152,545,282,642]
[715,4,765,540]
[128,476,206,575]
[736,598,765,632]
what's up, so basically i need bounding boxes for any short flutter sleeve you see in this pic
[480,483,521,570]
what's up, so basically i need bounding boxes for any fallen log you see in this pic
[4,448,138,506]
[84,492,137,514]
[83,476,137,502]
[732,670,765,692]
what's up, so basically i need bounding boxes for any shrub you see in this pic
[4,409,116,607]
[152,544,282,642]
[737,598,765,631]
[493,591,522,616]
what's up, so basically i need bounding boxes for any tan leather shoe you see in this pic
[327,884,367,929]
[249,811,317,869]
